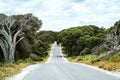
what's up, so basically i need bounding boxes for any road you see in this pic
[22,43,119,80]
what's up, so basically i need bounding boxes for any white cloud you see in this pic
[0,1,10,14]
[71,3,89,13]
[0,0,120,31]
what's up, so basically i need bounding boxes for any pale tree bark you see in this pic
[0,20,15,62]
[103,25,120,59]
[0,16,22,62]
[0,15,30,62]
[92,22,120,59]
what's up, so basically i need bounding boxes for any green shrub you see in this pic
[91,58,101,63]
[109,52,120,62]
[30,54,42,61]
[80,48,91,55]
[3,63,15,67]
[77,56,83,61]
[43,52,48,57]
[25,58,33,63]
[16,60,24,64]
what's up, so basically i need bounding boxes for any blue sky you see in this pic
[0,0,120,31]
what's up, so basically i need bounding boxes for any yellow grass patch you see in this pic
[67,54,120,71]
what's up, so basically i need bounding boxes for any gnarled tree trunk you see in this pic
[0,17,22,62]
[0,14,28,62]
[92,20,120,59]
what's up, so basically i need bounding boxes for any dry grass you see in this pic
[0,59,49,80]
[0,63,30,80]
[94,61,120,71]
[67,57,77,62]
[0,58,48,80]
[0,44,53,80]
[67,53,120,71]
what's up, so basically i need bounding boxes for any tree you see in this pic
[34,30,58,57]
[92,20,120,59]
[37,30,58,43]
[57,25,106,56]
[0,13,42,62]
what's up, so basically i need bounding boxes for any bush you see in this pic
[109,52,120,62]
[2,63,15,67]
[77,56,83,61]
[25,58,33,63]
[43,52,48,57]
[91,58,101,63]
[80,48,91,55]
[16,60,24,64]
[30,54,42,61]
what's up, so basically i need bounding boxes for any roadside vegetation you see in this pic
[67,52,120,71]
[0,13,57,80]
[58,20,120,71]
[0,43,53,80]
[0,60,40,80]
[0,13,120,79]
[0,53,49,80]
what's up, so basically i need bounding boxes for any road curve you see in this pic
[22,43,119,80]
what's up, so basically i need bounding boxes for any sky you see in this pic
[0,0,120,31]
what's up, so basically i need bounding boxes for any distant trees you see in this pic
[36,30,57,43]
[1,13,119,63]
[0,13,42,62]
[57,25,106,56]
[0,13,58,63]
[58,20,120,60]
[35,30,58,57]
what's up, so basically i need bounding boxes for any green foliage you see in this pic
[34,30,57,58]
[16,60,24,64]
[80,48,91,56]
[30,54,42,61]
[91,57,101,63]
[0,13,42,62]
[106,20,120,34]
[76,54,99,62]
[57,25,106,56]
[25,58,33,63]
[109,52,120,62]
[0,13,56,63]
[37,30,58,43]
[77,56,84,61]
[16,38,32,59]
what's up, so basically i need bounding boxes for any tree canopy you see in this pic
[0,13,42,62]
[57,25,106,56]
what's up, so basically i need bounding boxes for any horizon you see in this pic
[0,0,120,31]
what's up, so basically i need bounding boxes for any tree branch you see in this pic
[13,27,22,48]
[16,37,24,45]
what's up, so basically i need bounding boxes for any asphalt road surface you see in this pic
[22,43,119,80]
